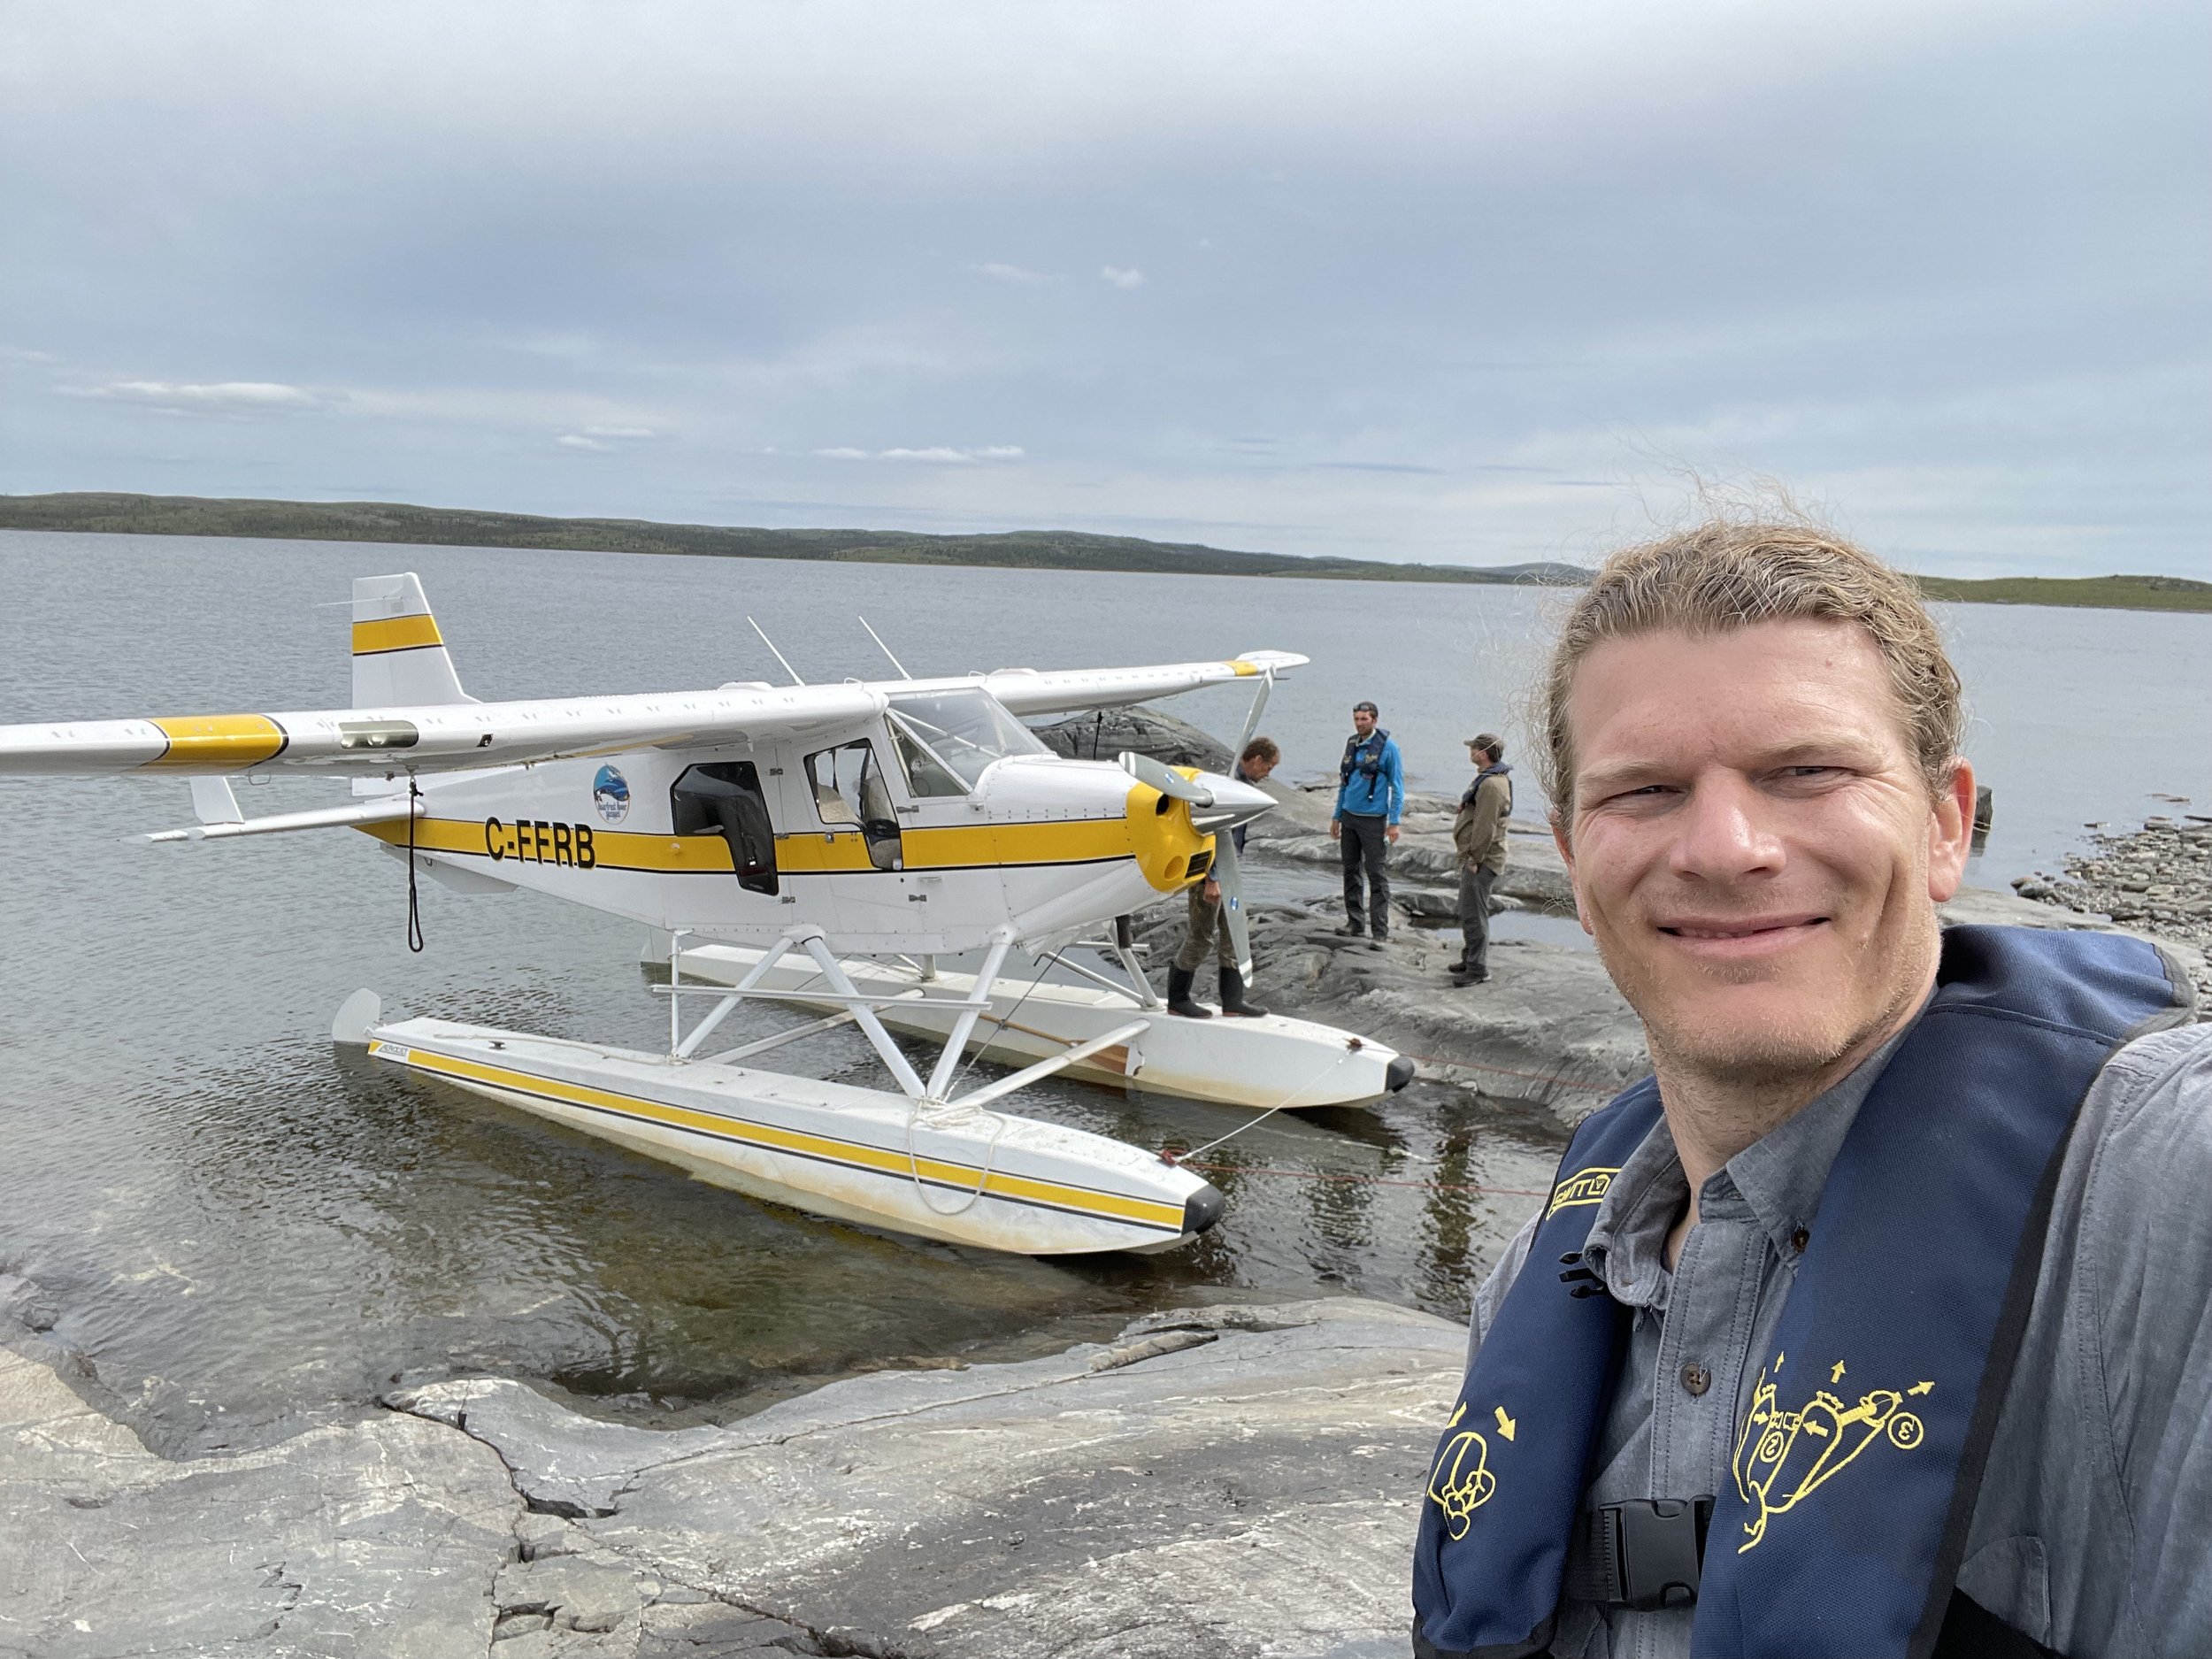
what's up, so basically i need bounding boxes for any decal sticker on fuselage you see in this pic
[593,764,631,825]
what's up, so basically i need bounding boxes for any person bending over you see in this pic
[1168,737,1279,1018]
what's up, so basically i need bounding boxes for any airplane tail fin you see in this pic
[350,573,475,708]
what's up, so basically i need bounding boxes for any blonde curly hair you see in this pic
[1538,518,1962,826]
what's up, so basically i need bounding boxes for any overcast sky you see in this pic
[4,1,2206,577]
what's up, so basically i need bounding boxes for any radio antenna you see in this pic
[857,616,912,680]
[747,618,806,686]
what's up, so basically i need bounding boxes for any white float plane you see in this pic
[0,573,1411,1256]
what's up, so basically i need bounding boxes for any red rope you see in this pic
[1160,1154,1546,1199]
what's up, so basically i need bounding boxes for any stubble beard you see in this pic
[1597,904,1942,1106]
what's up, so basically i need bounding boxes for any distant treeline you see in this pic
[0,493,1589,587]
[1909,572,2212,614]
[3,493,2206,613]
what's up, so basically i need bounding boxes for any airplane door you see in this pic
[879,711,1010,941]
[670,762,780,895]
[800,739,916,940]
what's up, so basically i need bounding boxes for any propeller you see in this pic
[1118,750,1212,806]
[1209,817,1255,980]
[1118,751,1261,980]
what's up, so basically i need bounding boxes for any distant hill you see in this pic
[4,494,2201,613]
[1913,572,2212,614]
[0,493,1591,588]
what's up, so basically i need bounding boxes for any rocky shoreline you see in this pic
[3,1293,1457,1659]
[2016,808,2212,987]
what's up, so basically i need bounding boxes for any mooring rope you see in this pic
[404,778,425,954]
[1159,1042,1360,1165]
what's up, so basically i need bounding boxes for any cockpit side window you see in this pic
[885,716,969,798]
[670,762,779,895]
[803,741,902,871]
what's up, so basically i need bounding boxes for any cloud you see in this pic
[557,426,655,451]
[1100,266,1145,289]
[972,262,1057,285]
[69,380,326,413]
[812,445,1025,464]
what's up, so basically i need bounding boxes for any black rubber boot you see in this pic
[1217,966,1268,1018]
[1166,965,1212,1018]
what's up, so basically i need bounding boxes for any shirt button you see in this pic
[1680,1363,1711,1397]
[1791,1226,1810,1253]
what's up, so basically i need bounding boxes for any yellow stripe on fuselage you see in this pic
[374,1041,1185,1232]
[143,714,288,769]
[362,815,1146,876]
[352,614,445,655]
[775,832,879,873]
[905,818,1135,869]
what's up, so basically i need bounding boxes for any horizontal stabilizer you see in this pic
[138,795,420,844]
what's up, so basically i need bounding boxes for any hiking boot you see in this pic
[1165,965,1212,1018]
[1217,966,1268,1018]
[1333,920,1366,937]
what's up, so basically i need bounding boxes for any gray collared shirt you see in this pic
[1462,1017,2212,1657]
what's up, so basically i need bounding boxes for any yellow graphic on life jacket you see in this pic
[1732,1355,1933,1552]
[1547,1165,1617,1218]
[1428,1402,1500,1539]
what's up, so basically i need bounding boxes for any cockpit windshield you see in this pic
[885,689,1050,792]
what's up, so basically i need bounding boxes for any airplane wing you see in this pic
[964,649,1309,718]
[0,684,884,779]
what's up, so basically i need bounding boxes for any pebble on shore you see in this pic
[2015,810,2212,994]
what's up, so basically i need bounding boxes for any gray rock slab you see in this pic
[529,1300,1455,1659]
[0,1330,518,1659]
[1248,818,1575,916]
[8,1297,1472,1658]
[1028,707,1232,772]
[1128,899,1640,1123]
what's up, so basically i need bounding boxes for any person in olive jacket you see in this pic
[1451,733,1511,982]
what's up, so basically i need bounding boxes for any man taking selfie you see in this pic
[1411,520,2208,1658]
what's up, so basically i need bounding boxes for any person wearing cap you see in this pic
[1451,733,1512,983]
[1331,700,1404,945]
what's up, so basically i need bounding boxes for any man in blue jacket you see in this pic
[1332,700,1404,945]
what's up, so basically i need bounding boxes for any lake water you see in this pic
[1,528,2205,1455]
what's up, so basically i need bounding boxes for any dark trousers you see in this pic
[1457,863,1497,971]
[1340,812,1392,935]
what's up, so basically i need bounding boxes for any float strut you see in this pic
[926,933,1012,1100]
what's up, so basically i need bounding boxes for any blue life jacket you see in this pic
[1342,726,1391,784]
[1411,926,2185,1659]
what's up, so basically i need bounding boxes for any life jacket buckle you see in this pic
[1580,1495,1713,1612]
